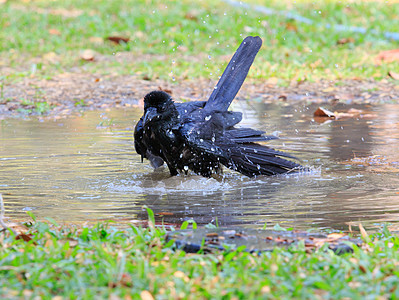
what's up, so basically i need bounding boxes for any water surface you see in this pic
[1,101,399,231]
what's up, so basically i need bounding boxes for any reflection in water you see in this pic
[0,102,399,231]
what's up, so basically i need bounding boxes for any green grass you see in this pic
[1,0,399,83]
[1,213,399,299]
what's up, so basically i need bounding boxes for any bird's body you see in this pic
[134,36,303,177]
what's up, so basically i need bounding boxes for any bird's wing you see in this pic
[204,36,262,112]
[175,101,206,115]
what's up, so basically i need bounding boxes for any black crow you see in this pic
[134,36,303,177]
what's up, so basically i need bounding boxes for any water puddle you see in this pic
[1,101,399,231]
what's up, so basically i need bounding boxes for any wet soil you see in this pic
[2,72,399,119]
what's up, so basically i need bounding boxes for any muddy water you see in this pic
[1,102,399,231]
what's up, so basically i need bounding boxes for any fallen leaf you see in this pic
[337,37,355,45]
[106,36,130,44]
[327,233,345,239]
[48,28,61,35]
[322,87,336,93]
[158,86,172,94]
[157,212,173,216]
[376,49,399,64]
[184,11,199,20]
[285,22,298,32]
[15,234,33,242]
[314,107,335,118]
[278,95,287,101]
[388,71,399,80]
[206,232,219,237]
[80,49,96,61]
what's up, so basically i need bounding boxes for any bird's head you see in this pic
[143,90,177,125]
[144,90,173,111]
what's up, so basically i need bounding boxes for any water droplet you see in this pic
[257,165,260,170]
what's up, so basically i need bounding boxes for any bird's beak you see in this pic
[143,107,159,125]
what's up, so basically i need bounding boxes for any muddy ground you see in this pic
[1,72,399,119]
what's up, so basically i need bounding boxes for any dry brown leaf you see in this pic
[15,233,33,242]
[337,37,355,45]
[158,86,172,94]
[184,11,199,20]
[327,233,345,239]
[285,22,298,32]
[106,36,130,44]
[314,107,335,118]
[80,49,96,61]
[376,49,399,64]
[48,28,61,35]
[157,212,173,216]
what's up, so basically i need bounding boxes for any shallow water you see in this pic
[1,101,399,231]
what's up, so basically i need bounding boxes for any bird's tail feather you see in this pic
[227,143,302,177]
[205,36,262,112]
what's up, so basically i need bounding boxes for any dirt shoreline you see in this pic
[1,72,398,119]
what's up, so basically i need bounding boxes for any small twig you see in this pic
[0,194,17,235]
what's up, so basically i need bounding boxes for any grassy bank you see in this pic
[1,0,399,83]
[1,214,399,299]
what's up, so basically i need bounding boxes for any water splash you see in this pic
[223,0,399,41]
